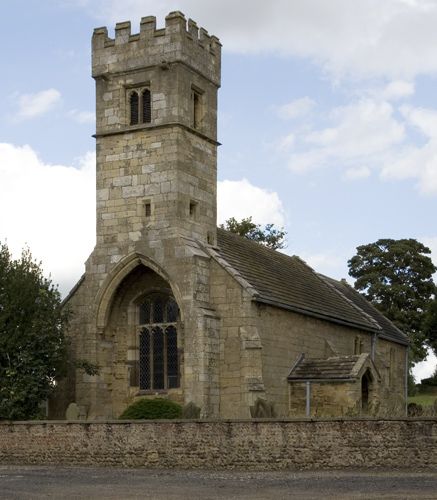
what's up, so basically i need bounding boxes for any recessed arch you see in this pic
[95,252,183,330]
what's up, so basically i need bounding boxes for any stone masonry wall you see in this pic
[255,304,406,417]
[209,259,265,419]
[1,419,436,470]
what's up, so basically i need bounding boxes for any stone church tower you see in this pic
[61,12,223,419]
[58,12,407,421]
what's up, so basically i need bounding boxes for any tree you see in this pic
[348,238,436,362]
[423,297,437,356]
[220,217,286,250]
[0,243,69,420]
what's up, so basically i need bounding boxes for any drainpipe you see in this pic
[405,346,409,417]
[306,381,311,417]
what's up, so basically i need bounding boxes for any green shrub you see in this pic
[119,398,182,420]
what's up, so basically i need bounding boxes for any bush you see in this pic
[119,398,182,420]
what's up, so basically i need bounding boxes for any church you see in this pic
[54,12,408,420]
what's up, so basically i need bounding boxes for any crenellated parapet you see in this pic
[92,11,221,86]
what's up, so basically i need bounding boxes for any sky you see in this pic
[1,0,436,380]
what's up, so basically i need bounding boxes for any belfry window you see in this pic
[128,88,152,126]
[129,91,139,125]
[142,89,151,124]
[138,294,179,391]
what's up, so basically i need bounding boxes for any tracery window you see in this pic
[138,294,179,391]
[129,88,152,126]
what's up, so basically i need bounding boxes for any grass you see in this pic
[408,394,437,406]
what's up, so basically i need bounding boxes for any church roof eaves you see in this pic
[288,354,372,381]
[215,229,398,337]
[317,274,409,346]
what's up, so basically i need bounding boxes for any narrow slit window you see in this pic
[189,200,197,219]
[142,89,151,123]
[193,90,201,129]
[144,201,151,217]
[130,91,139,125]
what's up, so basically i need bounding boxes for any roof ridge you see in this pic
[216,227,299,261]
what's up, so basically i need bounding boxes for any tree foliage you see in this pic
[348,238,437,362]
[423,297,437,357]
[220,217,286,250]
[0,243,69,420]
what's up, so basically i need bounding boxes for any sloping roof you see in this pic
[215,229,379,332]
[288,355,363,381]
[215,229,408,345]
[318,274,409,346]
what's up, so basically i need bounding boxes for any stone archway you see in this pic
[95,252,183,331]
[98,262,184,416]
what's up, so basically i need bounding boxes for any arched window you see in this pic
[142,89,151,124]
[129,91,139,125]
[137,294,179,391]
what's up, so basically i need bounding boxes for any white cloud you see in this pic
[0,143,95,296]
[0,149,286,295]
[382,80,415,101]
[380,105,437,194]
[278,96,437,195]
[68,109,95,124]
[413,349,437,382]
[400,105,437,137]
[277,97,315,120]
[344,166,371,180]
[16,89,61,120]
[77,0,437,80]
[217,178,285,227]
[288,99,405,172]
[277,133,295,153]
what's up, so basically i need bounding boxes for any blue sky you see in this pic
[1,0,436,378]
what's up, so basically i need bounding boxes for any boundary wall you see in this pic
[1,419,436,470]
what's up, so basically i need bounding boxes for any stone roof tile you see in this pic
[288,355,362,381]
[216,229,378,332]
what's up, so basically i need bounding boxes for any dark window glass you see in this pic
[166,298,178,323]
[139,328,151,390]
[137,294,179,391]
[153,297,164,323]
[166,326,178,389]
[142,89,151,124]
[152,327,164,389]
[139,299,151,325]
[130,92,139,125]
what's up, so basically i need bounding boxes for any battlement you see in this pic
[92,12,221,86]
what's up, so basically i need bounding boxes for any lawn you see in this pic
[408,393,437,406]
